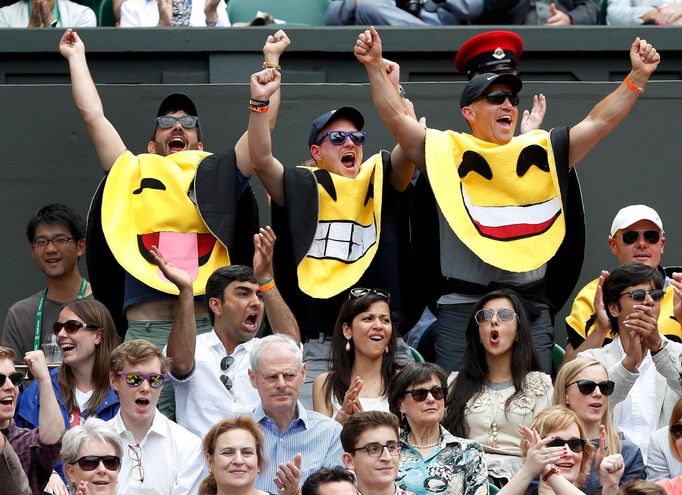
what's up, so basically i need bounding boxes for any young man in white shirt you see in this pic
[109,339,205,494]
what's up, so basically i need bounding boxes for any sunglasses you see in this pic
[474,308,517,324]
[52,320,99,336]
[402,386,446,402]
[615,230,661,245]
[546,438,587,453]
[156,115,199,129]
[71,455,121,471]
[220,355,234,391]
[315,130,366,146]
[348,287,390,302]
[619,289,665,304]
[0,372,23,387]
[567,379,615,396]
[116,371,167,389]
[350,441,400,458]
[670,424,682,439]
[481,91,520,107]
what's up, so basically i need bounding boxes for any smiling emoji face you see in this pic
[101,150,229,294]
[425,129,565,272]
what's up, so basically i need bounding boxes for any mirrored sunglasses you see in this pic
[351,441,400,458]
[348,287,390,302]
[670,424,682,439]
[402,386,446,402]
[474,308,517,324]
[315,130,366,146]
[546,438,587,453]
[567,379,615,396]
[482,91,520,107]
[156,115,199,129]
[72,455,121,471]
[0,372,23,387]
[619,289,665,304]
[220,355,234,391]
[116,371,167,389]
[617,230,661,245]
[52,320,99,336]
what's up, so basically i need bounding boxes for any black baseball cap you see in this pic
[459,72,523,108]
[308,106,364,148]
[153,93,202,140]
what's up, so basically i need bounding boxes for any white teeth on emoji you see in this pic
[308,218,377,263]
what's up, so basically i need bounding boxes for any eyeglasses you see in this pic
[116,371,167,389]
[32,236,76,248]
[546,438,587,453]
[220,355,234,391]
[567,379,615,396]
[669,424,682,439]
[403,386,446,402]
[0,372,23,387]
[156,115,199,129]
[71,455,121,471]
[52,320,99,336]
[619,289,666,304]
[480,91,520,107]
[350,441,400,458]
[348,288,390,302]
[128,444,144,482]
[474,308,517,324]
[315,130,366,146]
[615,230,661,245]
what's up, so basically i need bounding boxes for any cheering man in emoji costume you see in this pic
[356,26,660,373]
[247,63,418,407]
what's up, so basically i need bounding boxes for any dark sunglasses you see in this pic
[156,115,199,129]
[315,130,366,146]
[546,438,587,453]
[0,372,23,387]
[348,287,390,302]
[567,379,615,396]
[481,91,520,107]
[116,371,167,389]
[52,320,99,336]
[616,230,661,245]
[403,386,446,402]
[474,308,517,324]
[670,424,682,439]
[71,455,121,471]
[220,355,234,391]
[619,289,666,304]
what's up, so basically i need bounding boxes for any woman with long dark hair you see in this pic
[443,289,552,485]
[312,288,398,424]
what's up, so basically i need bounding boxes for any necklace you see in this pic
[408,433,440,449]
[361,377,381,398]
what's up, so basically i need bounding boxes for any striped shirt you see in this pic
[254,401,344,493]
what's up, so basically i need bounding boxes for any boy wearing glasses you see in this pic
[340,411,410,495]
[108,339,205,494]
[565,204,681,361]
[579,262,682,460]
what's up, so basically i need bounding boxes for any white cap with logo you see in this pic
[610,204,664,237]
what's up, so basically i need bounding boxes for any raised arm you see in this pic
[24,351,64,445]
[235,30,290,178]
[253,227,300,344]
[355,27,427,170]
[59,29,125,172]
[568,37,659,167]
[151,246,196,379]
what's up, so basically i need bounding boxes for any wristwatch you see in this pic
[652,339,668,356]
[542,466,560,482]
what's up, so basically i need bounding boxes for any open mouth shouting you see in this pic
[341,151,357,172]
[307,217,377,263]
[461,184,561,241]
[489,330,500,345]
[167,135,187,153]
[497,115,513,129]
[138,232,216,282]
[0,394,15,408]
[242,311,260,333]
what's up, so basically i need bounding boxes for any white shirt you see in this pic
[119,0,229,26]
[110,409,205,495]
[0,0,95,27]
[167,330,261,438]
[615,338,658,462]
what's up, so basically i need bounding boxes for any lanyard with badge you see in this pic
[33,277,88,351]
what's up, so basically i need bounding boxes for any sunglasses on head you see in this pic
[156,115,199,129]
[71,455,121,471]
[567,379,615,396]
[481,91,520,107]
[0,372,23,387]
[615,230,661,245]
[52,320,99,336]
[670,424,682,439]
[546,437,587,453]
[474,308,517,324]
[315,130,366,146]
[619,289,665,304]
[348,287,390,302]
[116,371,167,389]
[402,386,446,402]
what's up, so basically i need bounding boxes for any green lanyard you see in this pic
[33,277,87,351]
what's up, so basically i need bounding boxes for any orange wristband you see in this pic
[624,74,645,94]
[259,278,276,292]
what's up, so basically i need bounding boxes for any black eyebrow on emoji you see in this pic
[313,169,337,201]
[516,145,550,177]
[458,151,492,180]
[133,178,166,194]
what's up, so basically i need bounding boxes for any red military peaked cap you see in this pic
[454,30,524,78]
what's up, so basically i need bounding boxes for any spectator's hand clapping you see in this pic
[336,376,364,425]
[519,425,566,477]
[45,473,69,495]
[520,94,546,133]
[546,3,572,24]
[253,226,276,283]
[274,453,302,495]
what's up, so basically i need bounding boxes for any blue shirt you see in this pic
[254,401,344,493]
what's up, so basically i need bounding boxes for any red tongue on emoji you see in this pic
[156,232,199,282]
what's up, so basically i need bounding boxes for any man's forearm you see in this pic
[37,379,64,445]
[262,286,300,344]
[166,288,197,378]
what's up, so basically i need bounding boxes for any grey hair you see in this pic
[61,417,123,465]
[250,334,302,372]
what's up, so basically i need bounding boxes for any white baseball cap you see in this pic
[610,204,664,237]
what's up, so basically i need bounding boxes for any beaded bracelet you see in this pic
[263,62,281,72]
